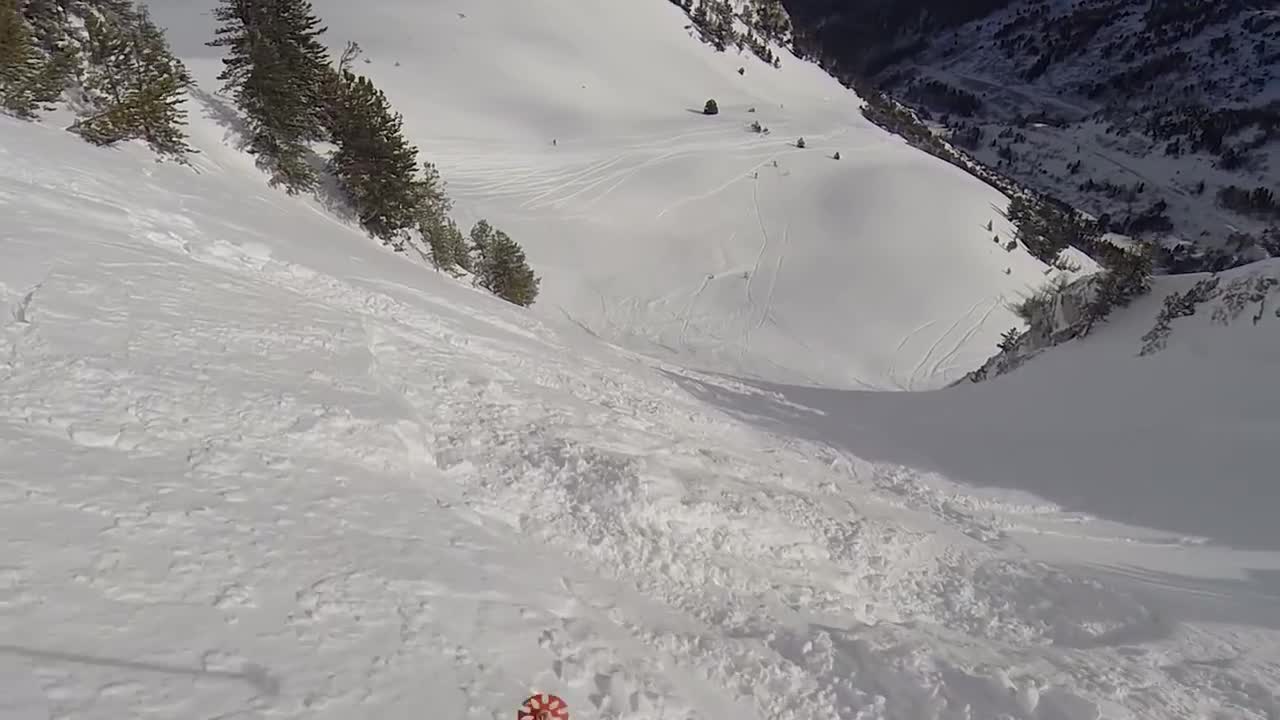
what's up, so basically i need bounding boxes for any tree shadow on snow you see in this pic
[189,88,359,227]
[666,365,1280,550]
[666,369,1280,552]
[190,87,252,153]
[666,369,1280,634]
[0,644,281,696]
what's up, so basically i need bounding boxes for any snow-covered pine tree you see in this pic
[0,0,44,117]
[17,0,77,106]
[209,0,331,191]
[73,4,193,156]
[327,70,426,246]
[471,220,540,307]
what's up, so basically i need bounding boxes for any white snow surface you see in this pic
[150,0,1057,392]
[3,2,1280,719]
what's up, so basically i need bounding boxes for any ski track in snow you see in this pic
[889,319,939,391]
[908,300,984,391]
[930,295,1005,380]
[746,178,771,306]
[679,270,716,347]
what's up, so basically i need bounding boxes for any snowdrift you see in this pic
[142,0,1064,390]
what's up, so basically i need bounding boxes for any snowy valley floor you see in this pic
[4,116,1280,720]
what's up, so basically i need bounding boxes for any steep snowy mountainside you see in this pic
[784,0,1279,266]
[6,109,1280,720]
[681,258,1280,550]
[136,0,1068,391]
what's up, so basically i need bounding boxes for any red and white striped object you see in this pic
[517,693,569,720]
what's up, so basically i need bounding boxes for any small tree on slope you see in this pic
[415,162,471,272]
[471,220,540,307]
[422,214,471,273]
[209,0,331,191]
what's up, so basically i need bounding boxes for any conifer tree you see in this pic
[709,0,735,49]
[17,0,77,106]
[75,5,192,156]
[0,0,44,117]
[414,162,469,271]
[472,220,540,307]
[422,215,471,273]
[416,161,450,224]
[469,219,496,263]
[751,0,790,42]
[209,0,331,191]
[328,70,428,245]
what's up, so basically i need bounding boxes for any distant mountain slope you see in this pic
[784,0,1279,268]
[135,0,1070,390]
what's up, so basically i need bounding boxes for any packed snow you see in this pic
[4,1,1280,719]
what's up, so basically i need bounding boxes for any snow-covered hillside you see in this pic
[6,109,1280,720]
[4,1,1280,719]
[133,0,1066,392]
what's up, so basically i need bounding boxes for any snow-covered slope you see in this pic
[4,2,1280,719]
[6,110,1280,720]
[683,258,1280,548]
[138,0,1063,391]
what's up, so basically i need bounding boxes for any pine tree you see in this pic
[209,0,331,191]
[328,70,427,245]
[422,214,471,273]
[472,220,539,307]
[469,218,496,264]
[18,0,76,106]
[0,0,44,117]
[709,0,736,50]
[414,162,469,271]
[75,5,192,156]
[416,161,450,224]
[751,0,790,43]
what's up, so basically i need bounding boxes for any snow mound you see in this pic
[140,0,1063,390]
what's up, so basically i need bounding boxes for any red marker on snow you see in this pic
[518,693,569,720]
